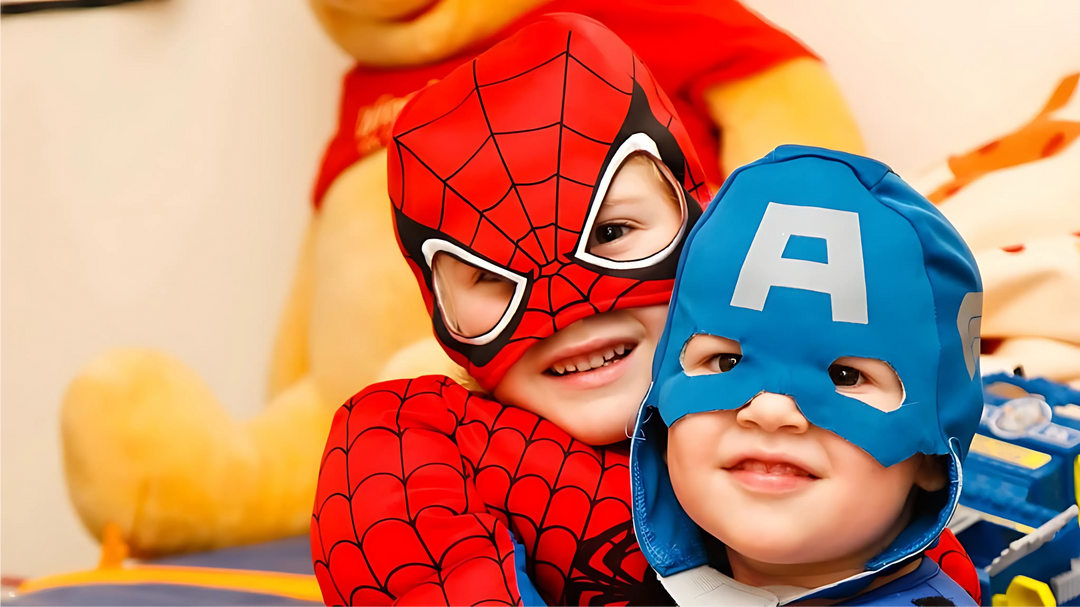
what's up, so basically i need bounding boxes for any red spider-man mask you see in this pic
[388,13,710,391]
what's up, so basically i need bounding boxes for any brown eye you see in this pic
[829,364,861,387]
[711,354,742,373]
[595,223,628,244]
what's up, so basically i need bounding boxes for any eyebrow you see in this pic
[600,193,653,207]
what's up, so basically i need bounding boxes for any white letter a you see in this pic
[730,202,868,324]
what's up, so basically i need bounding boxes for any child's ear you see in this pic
[913,455,948,492]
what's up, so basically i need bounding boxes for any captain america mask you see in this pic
[631,146,984,590]
[387,14,709,391]
[651,147,983,469]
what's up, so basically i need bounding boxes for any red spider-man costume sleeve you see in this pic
[312,374,664,606]
[311,378,522,606]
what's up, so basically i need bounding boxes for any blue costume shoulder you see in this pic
[845,558,977,606]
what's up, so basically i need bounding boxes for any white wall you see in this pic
[2,0,1078,581]
[743,0,1080,175]
[1,0,350,577]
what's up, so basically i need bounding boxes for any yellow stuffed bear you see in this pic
[61,0,863,557]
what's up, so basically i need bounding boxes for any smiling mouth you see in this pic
[546,343,635,376]
[727,459,818,479]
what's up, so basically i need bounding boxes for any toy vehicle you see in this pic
[950,373,1080,606]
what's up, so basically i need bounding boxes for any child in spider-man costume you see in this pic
[310,15,980,607]
[632,147,983,605]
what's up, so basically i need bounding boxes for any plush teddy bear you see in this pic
[912,73,1080,387]
[60,0,864,557]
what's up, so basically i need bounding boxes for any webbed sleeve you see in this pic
[311,376,529,606]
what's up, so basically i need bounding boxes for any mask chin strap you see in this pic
[657,566,782,607]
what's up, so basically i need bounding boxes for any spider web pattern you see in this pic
[311,376,655,606]
[387,15,709,385]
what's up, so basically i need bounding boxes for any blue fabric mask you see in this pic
[631,146,984,598]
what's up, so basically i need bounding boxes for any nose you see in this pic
[736,392,810,434]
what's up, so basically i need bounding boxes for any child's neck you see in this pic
[725,499,916,597]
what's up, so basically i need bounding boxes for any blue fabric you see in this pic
[844,558,977,606]
[782,234,829,264]
[514,536,547,606]
[631,146,983,599]
[650,146,983,467]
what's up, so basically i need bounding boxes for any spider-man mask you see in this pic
[388,13,710,390]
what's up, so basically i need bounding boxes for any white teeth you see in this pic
[549,343,634,376]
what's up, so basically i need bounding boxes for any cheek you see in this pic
[493,361,543,413]
[658,204,683,237]
[627,305,670,343]
[667,419,721,491]
[819,443,918,537]
[458,299,504,337]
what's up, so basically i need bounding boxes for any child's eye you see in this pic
[594,223,629,244]
[475,270,505,284]
[828,364,862,387]
[709,353,742,373]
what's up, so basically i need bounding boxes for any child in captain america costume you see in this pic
[631,146,984,605]
[310,16,980,606]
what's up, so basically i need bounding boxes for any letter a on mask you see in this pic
[730,202,868,324]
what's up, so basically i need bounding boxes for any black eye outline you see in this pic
[828,363,861,387]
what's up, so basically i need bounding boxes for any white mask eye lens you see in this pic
[431,252,516,339]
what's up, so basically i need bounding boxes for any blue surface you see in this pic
[5,584,319,606]
[957,373,1080,605]
[152,535,313,575]
[7,534,317,606]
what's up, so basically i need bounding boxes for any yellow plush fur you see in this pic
[61,0,863,556]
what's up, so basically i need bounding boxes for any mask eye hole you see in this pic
[828,357,905,413]
[431,251,516,339]
[585,152,685,263]
[681,334,743,377]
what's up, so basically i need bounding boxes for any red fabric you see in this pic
[312,0,815,208]
[926,528,982,605]
[311,376,661,605]
[386,14,710,390]
[311,377,985,606]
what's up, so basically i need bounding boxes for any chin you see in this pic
[714,521,820,565]
[558,397,639,445]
